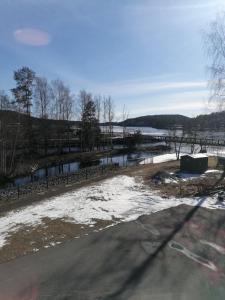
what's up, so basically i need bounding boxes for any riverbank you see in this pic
[0,160,178,214]
[0,158,225,264]
[3,144,170,186]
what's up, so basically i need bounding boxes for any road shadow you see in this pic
[106,197,209,299]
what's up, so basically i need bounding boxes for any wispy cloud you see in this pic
[14,28,51,46]
[146,1,224,11]
[85,77,209,118]
[121,0,225,44]
[114,89,209,118]
[125,0,225,13]
[90,77,207,98]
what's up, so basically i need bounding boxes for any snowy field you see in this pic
[140,153,183,164]
[0,175,225,249]
[140,152,218,165]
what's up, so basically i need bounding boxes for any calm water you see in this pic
[13,151,156,187]
[112,126,225,139]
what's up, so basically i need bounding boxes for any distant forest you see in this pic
[117,111,225,131]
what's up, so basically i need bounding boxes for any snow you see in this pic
[205,169,223,174]
[0,175,224,249]
[163,169,223,183]
[183,153,208,159]
[140,153,184,164]
[140,152,222,165]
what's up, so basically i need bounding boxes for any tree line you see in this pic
[0,66,122,177]
[0,66,116,123]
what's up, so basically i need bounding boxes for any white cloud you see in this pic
[114,89,209,118]
[14,28,51,46]
[90,77,207,98]
[120,0,225,45]
[144,1,225,11]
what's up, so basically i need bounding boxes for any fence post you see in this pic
[17,186,20,199]
[66,173,69,184]
[46,176,49,189]
[86,169,88,180]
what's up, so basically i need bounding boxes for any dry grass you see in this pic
[147,171,225,198]
[0,217,115,263]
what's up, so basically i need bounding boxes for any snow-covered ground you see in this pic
[140,152,219,165]
[140,153,183,164]
[0,175,224,249]
[165,169,223,183]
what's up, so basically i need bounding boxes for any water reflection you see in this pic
[13,151,155,187]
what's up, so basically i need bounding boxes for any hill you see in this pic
[192,111,225,131]
[0,110,79,140]
[1,109,225,132]
[118,114,190,129]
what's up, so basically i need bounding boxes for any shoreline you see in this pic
[0,161,179,214]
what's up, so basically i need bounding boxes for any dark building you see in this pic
[180,154,208,173]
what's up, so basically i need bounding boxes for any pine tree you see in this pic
[11,67,35,115]
[80,97,100,151]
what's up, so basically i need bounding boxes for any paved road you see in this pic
[0,204,225,300]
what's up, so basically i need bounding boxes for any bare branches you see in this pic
[34,77,51,119]
[51,79,74,121]
[0,91,11,110]
[205,12,225,110]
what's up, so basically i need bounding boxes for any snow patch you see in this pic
[0,175,224,249]
[140,153,186,164]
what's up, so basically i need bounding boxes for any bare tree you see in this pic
[205,12,225,110]
[168,128,185,160]
[0,90,11,110]
[34,77,51,118]
[51,79,74,120]
[103,96,114,149]
[94,95,101,122]
[94,95,102,149]
[64,91,74,121]
[121,104,129,148]
[101,97,108,149]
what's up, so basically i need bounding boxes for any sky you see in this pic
[0,0,225,119]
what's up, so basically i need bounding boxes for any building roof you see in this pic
[181,154,208,159]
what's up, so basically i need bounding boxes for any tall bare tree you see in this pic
[121,104,129,148]
[51,79,74,120]
[0,90,11,110]
[94,95,101,122]
[168,128,185,160]
[34,77,51,119]
[103,96,114,149]
[205,12,225,110]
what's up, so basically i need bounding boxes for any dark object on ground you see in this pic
[180,154,208,173]
[218,191,224,202]
[151,171,177,184]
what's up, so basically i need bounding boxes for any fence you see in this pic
[0,163,120,201]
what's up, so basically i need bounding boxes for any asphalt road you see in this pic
[0,204,225,300]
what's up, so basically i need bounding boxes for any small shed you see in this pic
[180,154,208,173]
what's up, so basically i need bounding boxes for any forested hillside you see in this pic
[118,112,225,131]
[118,114,190,129]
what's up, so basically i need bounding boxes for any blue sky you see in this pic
[0,0,225,119]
